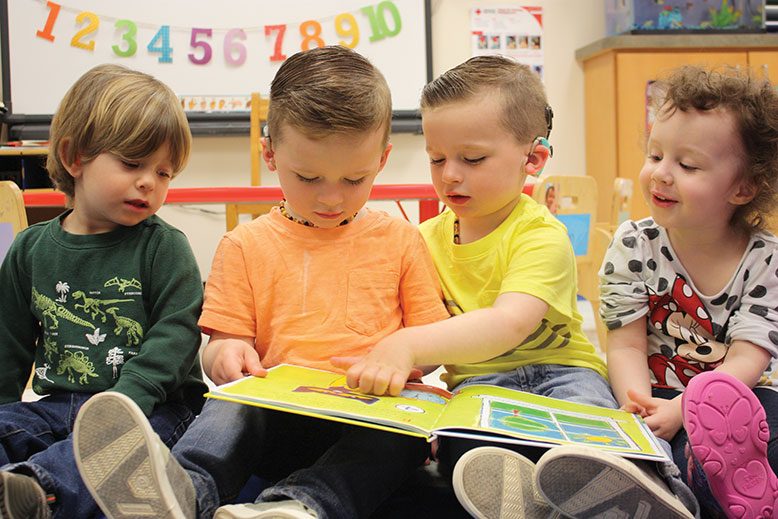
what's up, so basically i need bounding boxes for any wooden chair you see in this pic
[0,180,28,261]
[0,180,34,391]
[609,177,634,232]
[532,175,611,350]
[225,93,276,231]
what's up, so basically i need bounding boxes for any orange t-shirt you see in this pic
[199,207,449,371]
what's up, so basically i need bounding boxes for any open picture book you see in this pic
[206,364,668,462]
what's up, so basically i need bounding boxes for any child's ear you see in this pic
[524,141,551,177]
[58,139,83,178]
[377,143,392,172]
[261,137,276,171]
[729,178,757,206]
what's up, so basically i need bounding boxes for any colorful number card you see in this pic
[3,0,430,115]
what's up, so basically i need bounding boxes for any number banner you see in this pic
[3,0,430,116]
[35,1,402,65]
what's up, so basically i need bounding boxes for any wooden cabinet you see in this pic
[577,35,778,223]
[749,50,778,80]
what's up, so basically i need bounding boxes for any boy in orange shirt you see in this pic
[72,45,449,519]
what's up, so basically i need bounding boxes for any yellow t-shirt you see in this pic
[419,194,607,388]
[200,207,450,371]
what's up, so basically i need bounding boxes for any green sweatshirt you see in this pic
[0,211,206,415]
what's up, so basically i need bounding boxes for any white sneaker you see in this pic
[73,392,196,519]
[535,445,693,518]
[0,471,51,519]
[214,500,317,519]
[452,446,557,519]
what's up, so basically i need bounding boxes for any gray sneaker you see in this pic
[73,391,196,519]
[452,446,557,519]
[535,445,693,519]
[0,471,51,519]
[214,499,318,518]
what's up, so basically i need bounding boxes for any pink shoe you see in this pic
[682,371,778,518]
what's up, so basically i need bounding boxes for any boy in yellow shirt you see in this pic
[336,56,699,519]
[72,46,449,519]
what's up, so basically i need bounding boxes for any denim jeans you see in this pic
[175,398,430,519]
[435,364,699,518]
[0,392,195,519]
[654,386,778,518]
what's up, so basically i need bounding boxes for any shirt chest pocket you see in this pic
[345,270,400,336]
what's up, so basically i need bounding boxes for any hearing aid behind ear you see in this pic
[528,136,553,177]
[545,105,554,138]
[536,136,553,157]
[527,106,555,177]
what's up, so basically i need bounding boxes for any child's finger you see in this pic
[626,389,655,410]
[358,366,381,395]
[388,372,408,396]
[242,348,267,378]
[341,364,363,389]
[371,369,392,396]
[331,356,359,370]
[620,401,645,413]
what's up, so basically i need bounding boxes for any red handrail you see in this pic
[22,183,535,224]
[23,184,440,206]
[23,184,444,222]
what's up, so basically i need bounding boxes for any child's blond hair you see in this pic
[266,46,392,145]
[420,55,549,145]
[652,65,778,233]
[47,64,191,201]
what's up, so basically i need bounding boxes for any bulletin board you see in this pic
[0,0,432,136]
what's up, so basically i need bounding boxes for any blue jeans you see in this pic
[0,392,195,519]
[436,364,699,518]
[654,386,778,518]
[175,398,430,519]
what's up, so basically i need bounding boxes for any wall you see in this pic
[2,0,607,277]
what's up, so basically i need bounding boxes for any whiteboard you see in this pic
[1,0,431,118]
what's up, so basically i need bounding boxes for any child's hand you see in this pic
[626,389,683,441]
[207,337,267,385]
[332,343,415,396]
[619,400,648,418]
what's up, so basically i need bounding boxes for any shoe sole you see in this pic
[73,392,188,519]
[535,445,692,519]
[214,503,314,518]
[0,472,49,519]
[452,446,554,519]
[682,371,778,518]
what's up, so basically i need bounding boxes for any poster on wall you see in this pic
[470,5,543,78]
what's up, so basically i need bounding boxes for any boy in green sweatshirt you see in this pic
[0,63,206,519]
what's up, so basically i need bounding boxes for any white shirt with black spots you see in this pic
[599,218,778,390]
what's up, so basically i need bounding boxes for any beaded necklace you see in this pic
[453,218,460,245]
[279,200,357,228]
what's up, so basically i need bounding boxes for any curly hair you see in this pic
[651,65,778,233]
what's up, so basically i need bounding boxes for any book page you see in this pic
[206,364,452,439]
[433,384,668,462]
